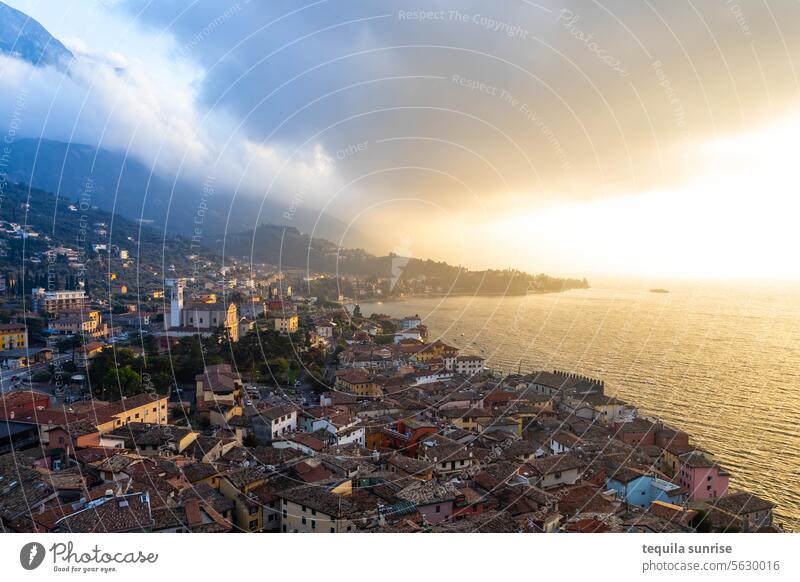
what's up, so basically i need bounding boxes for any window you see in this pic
[311,520,316,530]
[302,517,307,525]
[435,505,441,513]
[330,527,335,533]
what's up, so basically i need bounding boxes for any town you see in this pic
[0,263,782,534]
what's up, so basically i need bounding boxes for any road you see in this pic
[0,353,71,393]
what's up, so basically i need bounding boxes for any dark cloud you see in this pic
[115,0,800,222]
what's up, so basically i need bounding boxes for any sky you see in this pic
[2,0,800,280]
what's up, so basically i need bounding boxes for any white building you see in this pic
[454,355,485,376]
[165,278,185,328]
[263,406,297,439]
[398,315,421,330]
[393,328,423,343]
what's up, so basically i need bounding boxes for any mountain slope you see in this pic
[0,5,375,250]
[0,1,72,68]
[4,138,377,249]
[223,224,590,296]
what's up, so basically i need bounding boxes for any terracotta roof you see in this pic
[278,486,358,518]
[54,492,154,532]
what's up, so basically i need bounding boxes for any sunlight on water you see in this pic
[362,284,800,530]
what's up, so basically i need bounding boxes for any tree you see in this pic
[265,357,290,384]
[141,334,157,356]
[103,367,142,399]
[31,370,51,383]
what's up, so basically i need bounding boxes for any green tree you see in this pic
[103,366,142,398]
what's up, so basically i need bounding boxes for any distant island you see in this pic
[650,288,670,294]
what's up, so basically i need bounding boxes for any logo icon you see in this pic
[20,542,46,570]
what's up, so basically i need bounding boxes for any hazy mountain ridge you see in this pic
[0,1,73,68]
[223,224,589,295]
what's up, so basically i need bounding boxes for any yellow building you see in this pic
[271,313,299,333]
[0,323,28,350]
[335,370,383,399]
[48,308,103,336]
[277,487,355,533]
[219,468,269,532]
[181,301,239,342]
[103,422,197,456]
[87,393,170,433]
[195,364,243,409]
[413,340,459,363]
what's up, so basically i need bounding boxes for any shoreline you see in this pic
[357,287,589,304]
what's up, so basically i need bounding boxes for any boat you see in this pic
[649,288,670,294]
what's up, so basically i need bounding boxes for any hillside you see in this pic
[0,1,72,68]
[1,181,588,301]
[222,224,589,296]
[4,138,375,248]
[0,181,209,297]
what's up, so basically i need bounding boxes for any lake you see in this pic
[361,283,800,530]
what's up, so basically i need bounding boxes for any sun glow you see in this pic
[480,111,800,280]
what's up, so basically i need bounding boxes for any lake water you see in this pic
[361,283,800,530]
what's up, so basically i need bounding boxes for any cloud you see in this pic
[116,0,800,208]
[0,45,339,213]
[4,0,800,268]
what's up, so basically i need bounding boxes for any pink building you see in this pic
[676,452,729,500]
[396,481,460,525]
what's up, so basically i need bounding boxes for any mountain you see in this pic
[0,5,375,251]
[3,138,232,235]
[0,180,213,299]
[0,1,73,68]
[0,177,588,299]
[3,138,375,249]
[223,224,590,296]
